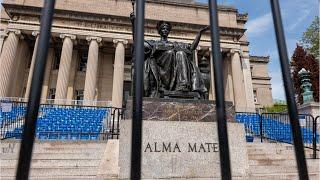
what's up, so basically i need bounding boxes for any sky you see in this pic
[198,0,318,101]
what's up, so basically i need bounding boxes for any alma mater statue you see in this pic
[131,15,210,99]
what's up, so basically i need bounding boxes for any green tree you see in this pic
[263,101,287,113]
[301,16,319,61]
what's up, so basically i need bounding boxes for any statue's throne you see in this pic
[162,90,201,99]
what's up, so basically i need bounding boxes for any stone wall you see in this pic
[3,0,240,28]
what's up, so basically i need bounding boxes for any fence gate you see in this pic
[13,0,309,180]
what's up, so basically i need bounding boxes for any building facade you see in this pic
[0,0,272,112]
[250,56,273,109]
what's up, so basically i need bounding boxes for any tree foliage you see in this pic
[301,16,319,61]
[291,45,319,104]
[263,103,287,113]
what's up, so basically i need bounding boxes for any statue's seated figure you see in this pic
[143,21,209,99]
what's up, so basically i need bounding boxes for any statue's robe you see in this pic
[144,40,207,98]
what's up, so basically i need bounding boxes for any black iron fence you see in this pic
[11,0,310,179]
[0,101,26,139]
[235,112,261,141]
[0,100,123,141]
[110,108,123,139]
[236,112,319,159]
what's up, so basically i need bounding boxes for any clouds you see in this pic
[287,9,310,31]
[246,13,273,37]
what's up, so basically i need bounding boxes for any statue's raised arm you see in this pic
[190,26,210,50]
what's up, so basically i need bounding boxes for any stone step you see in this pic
[247,143,294,147]
[1,152,103,160]
[249,159,320,167]
[249,165,319,174]
[1,167,98,177]
[248,154,298,160]
[11,173,312,180]
[247,143,316,153]
[0,175,97,180]
[248,149,315,155]
[248,148,294,153]
[248,172,319,180]
[1,141,106,146]
[248,153,317,160]
[1,149,105,156]
[0,142,107,153]
[248,153,316,160]
[1,159,101,168]
[205,172,320,180]
[247,146,315,153]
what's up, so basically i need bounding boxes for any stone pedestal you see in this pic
[119,98,248,179]
[125,98,235,122]
[298,102,320,117]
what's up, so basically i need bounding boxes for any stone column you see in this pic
[66,50,78,104]
[111,39,128,108]
[224,54,234,102]
[41,48,54,102]
[0,30,21,97]
[241,55,256,112]
[55,34,76,104]
[83,37,102,105]
[230,49,247,112]
[11,40,29,98]
[24,31,39,99]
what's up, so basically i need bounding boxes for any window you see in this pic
[78,51,88,72]
[75,90,84,105]
[75,90,84,101]
[250,66,253,77]
[27,43,36,68]
[53,49,61,70]
[22,87,26,98]
[253,90,258,103]
[48,88,56,99]
[123,81,132,106]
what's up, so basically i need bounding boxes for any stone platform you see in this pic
[119,98,248,179]
[119,121,248,179]
[125,98,235,122]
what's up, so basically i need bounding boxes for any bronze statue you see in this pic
[130,14,209,99]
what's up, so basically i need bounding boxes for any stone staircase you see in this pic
[0,140,107,179]
[245,142,319,180]
[0,140,319,179]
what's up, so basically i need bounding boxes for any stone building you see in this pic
[250,56,273,109]
[0,0,272,112]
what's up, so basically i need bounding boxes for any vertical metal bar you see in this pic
[16,1,56,179]
[130,0,145,179]
[208,0,231,179]
[269,0,308,179]
[112,108,116,139]
[117,109,121,139]
[313,116,317,159]
[260,113,263,142]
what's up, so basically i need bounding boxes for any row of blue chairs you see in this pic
[236,113,319,144]
[2,105,110,140]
